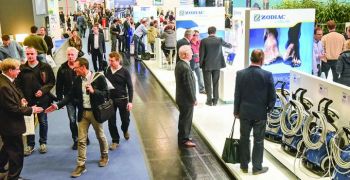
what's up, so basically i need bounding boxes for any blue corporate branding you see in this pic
[254,14,286,22]
[179,10,204,16]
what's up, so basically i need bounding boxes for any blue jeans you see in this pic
[27,113,48,147]
[66,103,78,143]
[239,118,266,171]
[133,35,145,58]
[193,62,205,92]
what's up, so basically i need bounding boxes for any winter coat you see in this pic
[336,50,350,86]
[161,29,176,48]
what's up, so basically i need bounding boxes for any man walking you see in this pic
[175,45,197,147]
[46,58,109,178]
[88,25,106,72]
[199,26,232,106]
[234,49,276,175]
[0,58,43,180]
[321,20,346,81]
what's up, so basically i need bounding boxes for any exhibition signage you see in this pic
[133,6,157,23]
[47,0,61,40]
[249,9,315,83]
[175,7,225,40]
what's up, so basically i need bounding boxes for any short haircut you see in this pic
[113,18,118,23]
[75,57,89,69]
[1,34,10,41]
[194,30,199,34]
[178,45,192,60]
[208,26,216,34]
[67,47,79,55]
[250,49,264,63]
[150,22,154,27]
[109,51,123,64]
[327,20,336,30]
[314,27,323,35]
[26,46,37,52]
[30,26,38,33]
[0,58,20,72]
[184,29,193,37]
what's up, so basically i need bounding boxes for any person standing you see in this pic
[199,26,232,106]
[110,19,119,52]
[313,27,325,76]
[234,49,276,175]
[0,58,43,180]
[176,29,193,63]
[23,26,48,63]
[117,19,126,53]
[190,30,206,94]
[336,41,350,86]
[87,25,106,72]
[105,52,133,150]
[123,15,132,55]
[175,45,197,147]
[45,58,109,178]
[321,20,346,81]
[147,21,159,53]
[68,30,83,57]
[38,27,54,57]
[15,47,55,156]
[0,35,25,63]
[133,19,148,61]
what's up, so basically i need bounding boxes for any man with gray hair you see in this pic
[175,45,197,147]
[176,29,194,63]
[56,47,89,150]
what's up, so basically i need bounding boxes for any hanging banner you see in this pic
[248,9,315,83]
[176,7,225,40]
[133,6,157,23]
[47,0,61,40]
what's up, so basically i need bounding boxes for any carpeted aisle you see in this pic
[21,108,150,180]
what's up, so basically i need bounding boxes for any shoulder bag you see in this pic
[222,117,240,164]
[91,73,114,123]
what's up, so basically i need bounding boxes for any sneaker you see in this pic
[99,154,109,167]
[124,131,130,140]
[72,142,78,150]
[39,144,47,154]
[24,146,35,156]
[253,167,269,175]
[109,143,119,151]
[71,165,87,178]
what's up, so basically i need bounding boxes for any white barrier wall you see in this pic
[290,70,350,128]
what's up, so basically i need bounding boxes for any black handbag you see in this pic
[78,50,84,57]
[222,117,240,164]
[96,98,114,123]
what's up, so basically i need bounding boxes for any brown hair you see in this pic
[250,49,264,63]
[0,58,21,72]
[109,52,123,64]
[327,20,336,30]
[75,57,89,69]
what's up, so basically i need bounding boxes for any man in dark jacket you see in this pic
[0,58,43,180]
[200,26,232,106]
[176,29,193,63]
[15,47,55,156]
[45,58,109,178]
[336,45,350,86]
[175,45,197,147]
[38,27,54,57]
[87,25,106,72]
[56,47,81,150]
[234,49,276,175]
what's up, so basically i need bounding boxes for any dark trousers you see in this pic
[91,48,103,72]
[108,98,130,143]
[321,60,338,82]
[27,112,47,147]
[118,36,125,52]
[150,43,154,53]
[111,36,117,52]
[133,36,145,58]
[239,119,266,171]
[177,104,194,143]
[124,35,130,55]
[0,135,24,180]
[66,103,78,143]
[203,70,220,104]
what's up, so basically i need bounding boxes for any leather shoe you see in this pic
[240,168,248,173]
[199,90,206,94]
[205,101,212,106]
[253,167,269,175]
[183,141,196,148]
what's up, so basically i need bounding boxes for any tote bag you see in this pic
[222,117,240,164]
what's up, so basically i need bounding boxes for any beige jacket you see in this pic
[321,31,346,60]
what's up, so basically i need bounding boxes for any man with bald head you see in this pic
[175,45,197,147]
[234,49,276,175]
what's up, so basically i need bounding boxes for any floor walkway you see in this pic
[2,34,232,180]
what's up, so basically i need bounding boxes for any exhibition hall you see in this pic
[0,0,350,180]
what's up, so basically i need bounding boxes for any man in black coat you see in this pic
[176,29,193,63]
[175,45,197,147]
[88,25,106,72]
[0,58,43,180]
[199,26,232,106]
[46,58,109,178]
[15,47,55,156]
[234,49,276,175]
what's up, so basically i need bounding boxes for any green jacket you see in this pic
[23,34,48,54]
